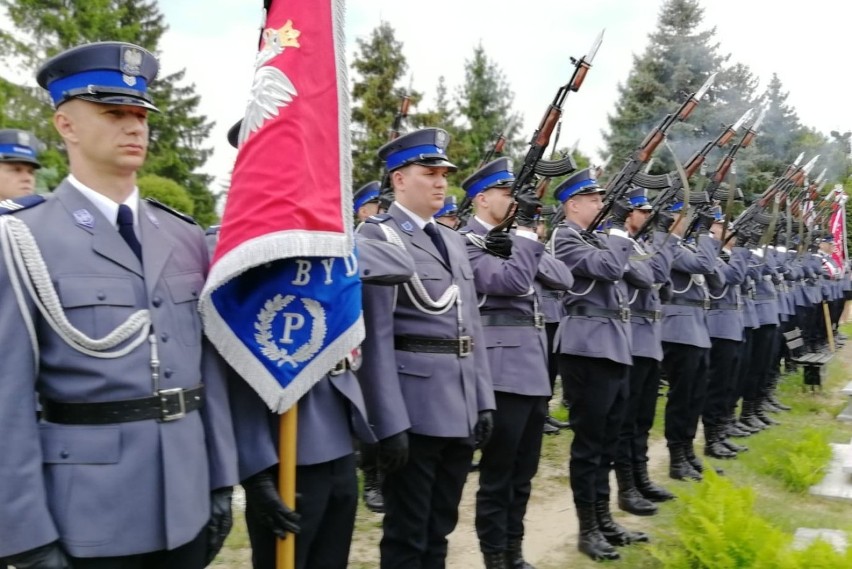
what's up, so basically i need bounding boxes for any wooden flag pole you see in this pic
[823,301,836,353]
[277,406,298,569]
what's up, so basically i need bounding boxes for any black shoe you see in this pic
[576,504,620,561]
[768,393,791,411]
[725,422,751,438]
[704,425,737,459]
[669,444,702,481]
[614,466,658,516]
[506,539,536,569]
[595,500,651,546]
[362,466,384,513]
[755,407,780,426]
[721,438,748,453]
[483,551,509,569]
[543,422,560,435]
[633,463,675,502]
[546,415,570,430]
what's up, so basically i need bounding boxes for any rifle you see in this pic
[731,154,819,232]
[587,72,717,231]
[490,29,604,233]
[681,106,765,240]
[377,94,412,212]
[633,105,750,239]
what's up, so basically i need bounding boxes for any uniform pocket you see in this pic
[164,272,204,346]
[57,275,137,339]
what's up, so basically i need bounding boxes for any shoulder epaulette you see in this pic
[458,227,472,235]
[144,197,198,225]
[0,195,46,216]
[205,224,221,236]
[365,213,392,224]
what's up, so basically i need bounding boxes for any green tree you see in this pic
[138,174,194,215]
[0,0,218,226]
[602,0,732,180]
[454,43,522,181]
[350,22,419,187]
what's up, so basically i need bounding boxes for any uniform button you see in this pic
[152,297,162,307]
[60,450,70,459]
[164,368,173,378]
[363,269,372,276]
[192,290,198,297]
[96,291,106,301]
[160,333,169,342]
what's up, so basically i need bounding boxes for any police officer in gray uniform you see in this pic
[550,169,652,562]
[459,158,573,569]
[357,128,496,569]
[614,186,677,516]
[660,198,722,481]
[0,129,42,201]
[0,42,238,568]
[224,231,416,569]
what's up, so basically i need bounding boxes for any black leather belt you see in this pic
[567,305,631,322]
[541,290,563,299]
[709,301,741,311]
[752,293,777,301]
[664,297,710,310]
[41,385,204,425]
[630,308,661,322]
[480,314,544,328]
[395,336,473,356]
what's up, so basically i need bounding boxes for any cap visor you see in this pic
[414,157,458,172]
[0,156,42,169]
[74,94,160,112]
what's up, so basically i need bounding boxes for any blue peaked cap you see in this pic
[353,181,381,212]
[0,129,42,168]
[378,128,457,172]
[626,185,652,210]
[553,168,606,203]
[436,195,459,218]
[461,157,514,198]
[36,42,160,111]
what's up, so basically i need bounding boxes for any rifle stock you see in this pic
[377,94,412,212]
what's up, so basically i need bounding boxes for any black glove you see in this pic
[205,486,234,564]
[514,191,542,228]
[654,210,675,233]
[694,210,716,233]
[608,198,632,231]
[484,230,513,258]
[3,542,71,569]
[735,227,752,249]
[474,410,494,449]
[378,431,409,473]
[242,469,301,539]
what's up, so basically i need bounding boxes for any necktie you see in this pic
[423,222,450,265]
[117,204,143,262]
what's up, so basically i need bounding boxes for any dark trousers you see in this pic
[703,338,742,427]
[475,392,547,554]
[558,355,628,506]
[246,454,358,569]
[732,328,754,409]
[662,343,709,445]
[380,434,474,569]
[615,356,660,467]
[545,322,565,405]
[798,304,819,346]
[69,528,207,569]
[743,325,777,401]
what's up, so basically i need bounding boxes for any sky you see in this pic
[155,0,851,194]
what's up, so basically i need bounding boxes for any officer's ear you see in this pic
[53,102,81,143]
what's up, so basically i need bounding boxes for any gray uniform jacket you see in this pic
[0,181,238,558]
[629,231,678,361]
[551,221,650,366]
[356,204,495,440]
[706,248,748,342]
[803,254,823,305]
[748,250,780,327]
[464,218,573,396]
[227,234,416,477]
[660,234,722,349]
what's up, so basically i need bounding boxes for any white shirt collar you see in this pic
[68,174,140,227]
[473,215,495,231]
[395,201,434,230]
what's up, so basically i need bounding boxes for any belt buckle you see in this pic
[703,299,711,310]
[534,314,544,329]
[158,388,186,422]
[653,310,662,322]
[458,336,473,357]
[620,308,631,323]
[329,359,348,376]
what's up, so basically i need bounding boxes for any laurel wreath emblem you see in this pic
[254,294,327,368]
